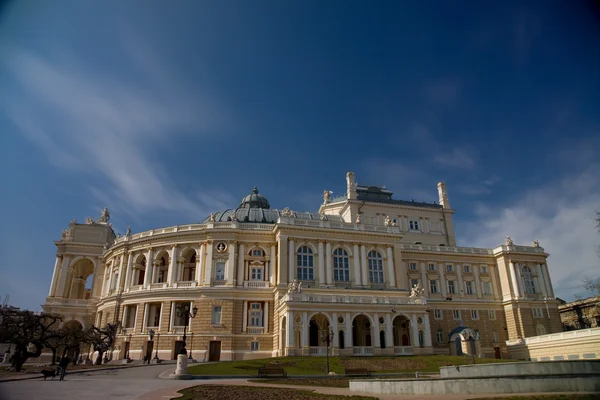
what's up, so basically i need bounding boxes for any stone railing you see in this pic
[353,346,374,355]
[45,298,91,306]
[211,279,226,287]
[247,327,264,334]
[394,346,413,355]
[506,328,600,346]
[282,293,426,306]
[174,281,196,288]
[400,244,493,255]
[244,281,269,288]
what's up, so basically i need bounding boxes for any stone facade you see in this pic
[559,296,600,331]
[42,172,562,362]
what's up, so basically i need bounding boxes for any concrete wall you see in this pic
[350,376,600,395]
[507,327,600,361]
[440,360,600,378]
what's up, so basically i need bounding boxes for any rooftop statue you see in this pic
[126,226,131,236]
[85,217,95,224]
[355,214,362,223]
[323,190,332,204]
[532,240,540,248]
[384,215,392,226]
[505,236,514,246]
[281,207,294,217]
[208,213,216,222]
[410,282,425,298]
[97,207,110,223]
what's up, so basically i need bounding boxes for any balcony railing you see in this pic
[298,280,315,288]
[174,281,196,288]
[352,346,374,356]
[244,281,269,288]
[334,281,352,288]
[247,327,264,334]
[211,279,226,287]
[394,346,413,355]
[309,346,329,356]
[282,293,426,305]
[150,283,167,290]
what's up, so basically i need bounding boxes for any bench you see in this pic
[257,367,287,378]
[345,368,371,377]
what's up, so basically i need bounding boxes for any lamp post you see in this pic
[177,304,198,355]
[154,332,160,361]
[188,332,194,360]
[319,329,334,374]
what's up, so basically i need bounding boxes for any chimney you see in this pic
[437,181,450,209]
[346,172,357,200]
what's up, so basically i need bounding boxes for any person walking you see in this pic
[58,355,71,381]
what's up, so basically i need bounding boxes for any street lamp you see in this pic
[154,332,160,360]
[319,329,334,374]
[177,304,198,355]
[188,332,194,360]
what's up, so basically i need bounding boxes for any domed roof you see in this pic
[239,186,270,209]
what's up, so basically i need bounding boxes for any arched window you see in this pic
[418,330,424,348]
[380,330,386,349]
[333,248,350,282]
[296,246,314,281]
[368,251,384,284]
[522,266,536,294]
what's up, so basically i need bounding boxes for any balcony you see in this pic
[211,279,226,287]
[44,298,91,307]
[247,327,264,334]
[282,293,426,305]
[244,281,269,288]
[174,281,196,288]
[150,283,167,290]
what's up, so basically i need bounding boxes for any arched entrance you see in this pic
[309,313,330,356]
[352,314,373,355]
[392,315,412,355]
[448,326,480,357]
[67,259,94,299]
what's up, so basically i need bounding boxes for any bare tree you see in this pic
[87,323,120,365]
[0,308,62,372]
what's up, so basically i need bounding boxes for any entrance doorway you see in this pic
[173,341,184,359]
[209,341,221,362]
[494,346,501,359]
[145,341,154,362]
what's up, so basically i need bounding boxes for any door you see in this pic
[173,341,184,359]
[145,341,154,362]
[494,346,501,359]
[208,341,221,362]
[455,338,462,356]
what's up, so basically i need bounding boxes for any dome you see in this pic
[239,186,270,209]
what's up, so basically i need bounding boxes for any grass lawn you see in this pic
[175,385,377,400]
[187,354,509,376]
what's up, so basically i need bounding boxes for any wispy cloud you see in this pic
[1,42,231,217]
[460,163,600,301]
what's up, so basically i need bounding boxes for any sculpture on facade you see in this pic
[125,226,131,236]
[355,214,361,223]
[532,240,540,248]
[281,207,294,217]
[287,279,303,294]
[60,229,70,240]
[384,215,392,226]
[505,236,514,246]
[410,283,425,297]
[97,207,110,223]
[85,217,95,224]
[208,213,216,222]
[230,212,237,221]
[323,190,332,204]
[319,212,327,221]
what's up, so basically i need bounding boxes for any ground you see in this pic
[176,385,376,400]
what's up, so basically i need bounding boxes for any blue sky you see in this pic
[0,0,598,310]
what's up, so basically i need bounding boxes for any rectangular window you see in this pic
[465,281,474,295]
[448,280,456,294]
[409,262,417,271]
[436,330,444,344]
[124,305,137,328]
[482,281,493,295]
[532,308,544,318]
[488,310,497,320]
[453,310,461,320]
[429,279,438,294]
[446,264,453,272]
[463,265,471,273]
[409,220,420,231]
[434,309,442,320]
[480,266,488,274]
[250,267,263,281]
[252,249,263,257]
[212,306,222,324]
[250,341,259,351]
[249,303,263,327]
[215,262,225,280]
[471,310,479,320]
[146,304,161,328]
[173,302,192,327]
[492,331,499,343]
[428,263,436,271]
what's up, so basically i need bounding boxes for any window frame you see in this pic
[368,250,385,284]
[212,306,222,325]
[215,261,226,280]
[471,310,479,320]
[429,279,439,294]
[333,248,350,282]
[465,280,474,295]
[453,310,461,320]
[434,309,442,320]
[448,280,456,294]
[296,246,314,281]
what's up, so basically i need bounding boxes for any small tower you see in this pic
[437,181,450,209]
[346,172,357,200]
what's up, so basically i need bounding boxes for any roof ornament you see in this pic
[85,217,95,224]
[384,215,392,226]
[126,226,131,236]
[323,190,332,204]
[319,212,328,221]
[355,214,362,224]
[532,240,540,248]
[208,213,216,222]
[505,236,514,246]
[281,207,294,217]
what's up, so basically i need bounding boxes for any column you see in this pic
[55,255,71,297]
[353,243,361,286]
[90,258,99,297]
[269,245,277,286]
[264,302,269,333]
[515,262,525,296]
[107,262,115,293]
[474,265,482,299]
[318,241,325,286]
[542,264,554,298]
[143,248,153,289]
[288,238,295,282]
[195,243,204,283]
[491,266,501,300]
[456,264,464,298]
[373,313,380,348]
[242,301,248,333]
[439,263,447,297]
[124,253,133,291]
[142,303,149,331]
[386,246,396,287]
[423,314,432,347]
[410,314,419,347]
[535,264,548,297]
[345,313,352,347]
[302,311,309,347]
[325,241,332,285]
[227,242,236,285]
[167,245,177,285]
[331,312,338,340]
[286,311,295,349]
[117,255,126,291]
[204,242,213,285]
[170,302,176,331]
[237,243,245,286]
[385,316,393,349]
[420,262,427,295]
[48,255,62,297]
[360,244,368,286]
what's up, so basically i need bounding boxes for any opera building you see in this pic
[42,172,563,362]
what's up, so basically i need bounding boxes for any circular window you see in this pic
[378,317,385,324]
[294,315,302,323]
[338,316,344,324]
[417,317,423,324]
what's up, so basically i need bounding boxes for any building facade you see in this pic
[559,296,600,331]
[42,172,563,362]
